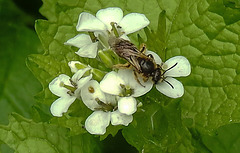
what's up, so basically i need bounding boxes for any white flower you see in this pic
[65,34,99,58]
[146,51,191,98]
[77,7,150,35]
[99,69,152,115]
[81,80,133,135]
[117,97,137,115]
[65,7,150,58]
[100,69,153,97]
[49,67,92,117]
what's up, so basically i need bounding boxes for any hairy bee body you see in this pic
[109,37,138,59]
[109,37,163,84]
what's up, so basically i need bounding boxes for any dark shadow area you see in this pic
[102,131,138,153]
[13,0,43,18]
[12,0,45,29]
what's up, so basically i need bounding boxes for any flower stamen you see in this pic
[64,84,76,93]
[119,84,134,97]
[95,98,115,112]
[61,81,76,93]
[69,79,78,87]
[110,22,120,38]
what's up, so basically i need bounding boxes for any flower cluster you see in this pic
[65,7,149,58]
[48,7,191,135]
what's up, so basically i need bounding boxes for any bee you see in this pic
[108,37,176,88]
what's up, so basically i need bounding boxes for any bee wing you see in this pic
[128,55,142,72]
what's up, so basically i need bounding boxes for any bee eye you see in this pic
[152,68,162,84]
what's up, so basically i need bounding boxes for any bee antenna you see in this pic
[163,79,174,89]
[162,62,178,75]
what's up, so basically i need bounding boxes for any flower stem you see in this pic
[88,32,98,42]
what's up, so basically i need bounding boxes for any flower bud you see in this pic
[68,61,87,73]
[98,50,115,68]
[91,68,106,82]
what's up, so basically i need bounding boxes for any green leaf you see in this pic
[223,0,240,9]
[39,0,58,22]
[49,99,92,136]
[0,113,101,153]
[31,105,52,122]
[123,96,208,153]
[202,123,240,153]
[209,0,240,25]
[142,11,167,60]
[27,54,72,105]
[162,0,240,135]
[0,0,42,125]
[100,125,123,141]
[124,0,240,151]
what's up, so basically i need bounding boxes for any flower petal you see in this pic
[100,71,125,95]
[145,50,162,65]
[76,74,92,89]
[64,34,92,48]
[119,13,150,35]
[105,93,118,106]
[96,7,123,31]
[118,97,137,115]
[85,111,110,135]
[71,67,91,83]
[74,74,93,97]
[119,34,130,41]
[164,56,191,77]
[111,110,133,126]
[81,80,106,110]
[49,74,72,97]
[68,61,82,73]
[118,69,153,97]
[156,77,184,98]
[50,96,76,117]
[76,12,107,31]
[75,41,99,58]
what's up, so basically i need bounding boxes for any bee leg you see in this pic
[113,63,131,69]
[133,70,146,87]
[139,43,147,53]
[143,76,149,82]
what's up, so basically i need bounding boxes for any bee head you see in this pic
[151,68,163,84]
